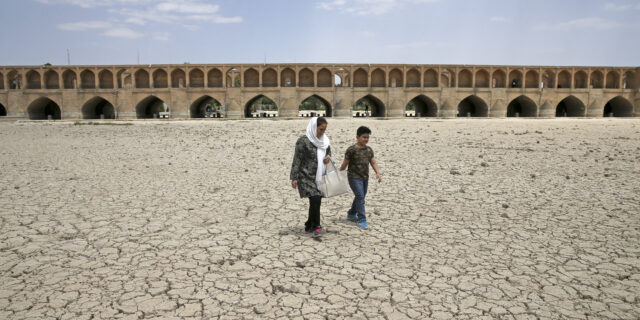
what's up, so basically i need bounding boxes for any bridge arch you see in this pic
[354,94,385,117]
[98,70,114,89]
[134,69,150,88]
[606,71,619,89]
[389,68,403,87]
[62,70,76,89]
[262,68,277,87]
[407,95,437,117]
[590,70,604,88]
[542,70,555,88]
[507,95,538,117]
[136,95,167,119]
[244,68,259,87]
[0,72,3,90]
[354,68,368,87]
[406,68,420,87]
[27,97,61,120]
[475,69,489,88]
[152,69,168,88]
[574,71,587,89]
[317,68,332,87]
[299,95,332,117]
[371,68,385,87]
[245,95,278,118]
[458,69,472,87]
[82,96,116,119]
[26,70,41,89]
[191,95,223,118]
[171,68,186,88]
[7,70,21,89]
[509,70,522,88]
[424,69,438,87]
[492,69,506,88]
[299,68,314,87]
[557,70,571,88]
[525,70,539,88]
[603,96,633,117]
[556,96,586,117]
[457,95,488,117]
[281,68,295,87]
[207,68,222,88]
[0,102,6,116]
[189,68,204,88]
[44,70,59,89]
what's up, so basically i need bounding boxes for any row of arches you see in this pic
[2,67,636,90]
[17,94,634,120]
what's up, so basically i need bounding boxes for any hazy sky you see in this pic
[1,0,638,66]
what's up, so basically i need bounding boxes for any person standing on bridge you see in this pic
[290,117,332,237]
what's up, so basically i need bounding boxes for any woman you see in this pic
[290,117,331,237]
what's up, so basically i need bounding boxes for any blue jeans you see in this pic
[348,178,368,221]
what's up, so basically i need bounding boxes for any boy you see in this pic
[339,126,382,229]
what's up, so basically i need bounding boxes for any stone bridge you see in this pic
[0,64,638,120]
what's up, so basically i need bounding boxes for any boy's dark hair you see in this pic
[357,126,371,136]
[317,117,328,126]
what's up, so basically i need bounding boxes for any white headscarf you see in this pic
[305,117,330,182]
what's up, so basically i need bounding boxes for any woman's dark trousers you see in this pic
[306,196,322,230]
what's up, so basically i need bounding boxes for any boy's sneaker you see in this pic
[358,220,368,229]
[312,227,324,237]
[347,213,358,222]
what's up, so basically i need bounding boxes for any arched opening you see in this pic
[458,69,472,88]
[353,95,385,117]
[226,67,240,88]
[63,70,76,89]
[389,68,403,88]
[82,97,116,119]
[281,68,295,87]
[317,68,332,87]
[7,70,21,89]
[492,70,506,88]
[245,95,278,118]
[0,72,4,90]
[623,71,635,89]
[354,68,368,87]
[334,74,343,87]
[44,70,59,89]
[574,71,587,89]
[26,70,41,89]
[81,70,96,89]
[509,70,522,88]
[171,69,186,88]
[442,69,455,87]
[371,68,385,87]
[335,68,349,87]
[407,95,437,117]
[136,96,167,119]
[556,96,585,117]
[424,69,438,87]
[207,68,222,88]
[0,103,6,116]
[191,95,223,118]
[135,69,149,88]
[557,70,571,88]
[507,96,538,117]
[606,71,619,89]
[27,97,61,120]
[525,70,539,88]
[244,68,259,87]
[406,68,420,87]
[542,70,555,89]
[152,69,168,88]
[116,69,125,89]
[99,70,113,89]
[475,69,489,88]
[262,68,277,87]
[299,95,331,117]
[189,69,204,88]
[457,96,488,117]
[603,96,633,117]
[590,71,604,89]
[299,68,314,87]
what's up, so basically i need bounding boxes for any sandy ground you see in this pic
[0,118,639,320]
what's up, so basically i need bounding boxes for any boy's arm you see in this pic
[339,158,349,171]
[371,158,382,182]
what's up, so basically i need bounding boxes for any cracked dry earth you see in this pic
[0,118,639,320]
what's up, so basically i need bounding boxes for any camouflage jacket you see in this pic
[290,135,332,198]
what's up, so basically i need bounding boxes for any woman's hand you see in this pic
[291,180,298,189]
[323,156,330,164]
